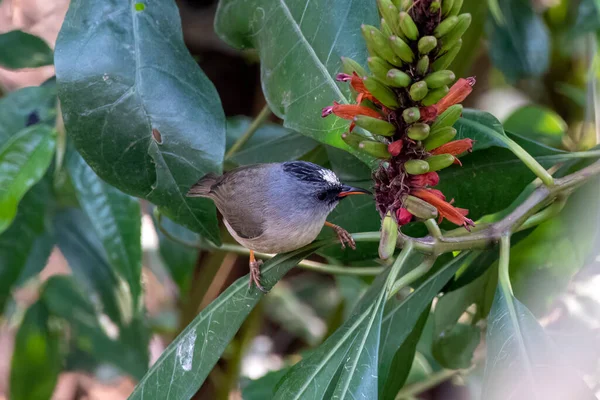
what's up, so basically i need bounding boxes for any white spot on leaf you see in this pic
[177,330,197,372]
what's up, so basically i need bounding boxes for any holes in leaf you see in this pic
[152,128,163,144]
[135,3,145,11]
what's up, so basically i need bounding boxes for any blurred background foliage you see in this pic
[0,0,600,399]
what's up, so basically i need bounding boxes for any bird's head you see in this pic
[281,161,371,213]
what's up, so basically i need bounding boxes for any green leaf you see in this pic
[486,0,550,81]
[572,0,600,36]
[274,269,390,400]
[129,242,325,399]
[503,105,567,148]
[53,208,130,327]
[215,0,378,164]
[381,309,429,400]
[483,287,596,400]
[42,275,149,379]
[0,30,54,69]
[226,116,318,166]
[450,0,489,78]
[0,181,53,311]
[10,301,62,400]
[455,109,511,151]
[432,323,480,370]
[379,253,469,399]
[0,86,57,141]
[0,125,56,234]
[55,0,225,244]
[155,214,199,295]
[243,367,291,400]
[66,149,143,309]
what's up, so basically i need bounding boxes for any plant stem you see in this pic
[424,218,442,239]
[386,242,415,293]
[388,256,435,300]
[394,369,459,399]
[505,137,555,187]
[498,234,513,296]
[225,104,272,159]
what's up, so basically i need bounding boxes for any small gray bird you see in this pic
[186,161,371,291]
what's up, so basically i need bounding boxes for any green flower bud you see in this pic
[359,140,392,159]
[418,36,438,55]
[426,154,455,171]
[423,127,457,150]
[450,0,463,15]
[441,0,455,16]
[404,159,430,175]
[429,0,441,12]
[434,16,459,38]
[432,39,462,71]
[407,123,431,140]
[409,81,429,101]
[440,14,471,53]
[362,25,403,65]
[341,56,367,77]
[377,0,401,35]
[403,107,421,123]
[364,77,400,108]
[389,35,415,63]
[431,104,463,130]
[387,68,412,87]
[421,85,449,106]
[404,195,438,220]
[424,70,456,88]
[380,18,394,37]
[368,57,395,82]
[379,211,398,260]
[399,11,419,40]
[354,115,396,136]
[342,131,367,148]
[416,56,430,76]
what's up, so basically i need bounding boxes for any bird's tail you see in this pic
[186,173,219,198]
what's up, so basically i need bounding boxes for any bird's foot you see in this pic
[331,224,356,250]
[249,258,268,293]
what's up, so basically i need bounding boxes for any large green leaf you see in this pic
[273,270,390,400]
[432,323,480,370]
[0,30,54,69]
[10,301,62,400]
[486,0,550,81]
[42,275,149,379]
[0,125,56,234]
[483,287,595,400]
[572,0,600,36]
[215,0,378,163]
[129,242,325,399]
[379,253,469,399]
[66,149,143,309]
[55,0,225,243]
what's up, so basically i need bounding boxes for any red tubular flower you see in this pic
[412,188,475,230]
[336,72,375,103]
[436,77,476,115]
[410,172,440,187]
[322,101,383,120]
[430,139,474,157]
[396,208,413,225]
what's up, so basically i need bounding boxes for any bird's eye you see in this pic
[317,191,327,201]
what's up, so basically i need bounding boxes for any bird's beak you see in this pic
[338,185,372,198]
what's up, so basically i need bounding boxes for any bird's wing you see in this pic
[211,165,272,239]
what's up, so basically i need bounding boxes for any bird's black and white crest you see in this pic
[282,161,341,188]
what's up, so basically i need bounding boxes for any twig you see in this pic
[225,104,272,159]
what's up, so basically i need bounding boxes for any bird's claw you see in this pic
[249,259,268,293]
[333,225,356,250]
